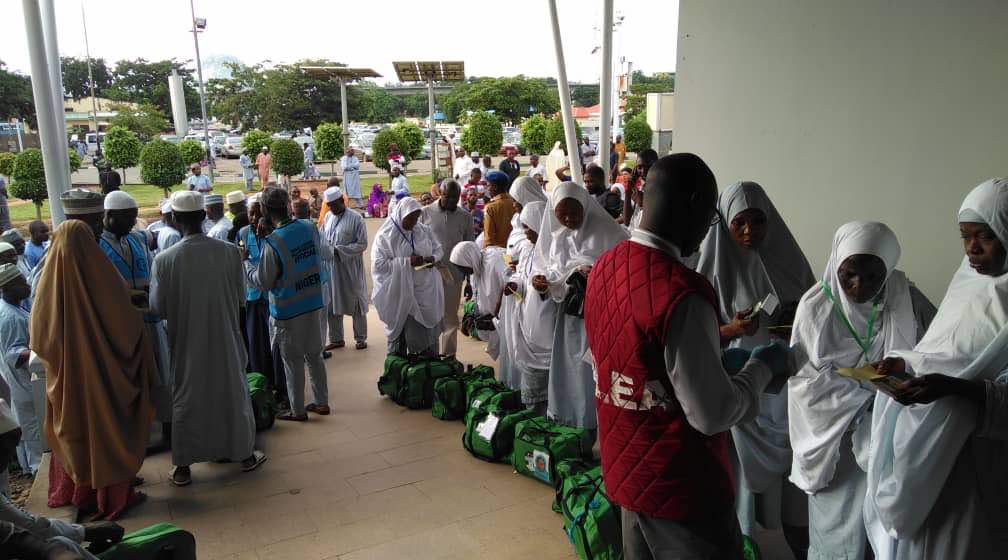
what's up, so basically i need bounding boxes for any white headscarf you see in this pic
[509,176,548,207]
[512,201,554,371]
[371,197,444,338]
[788,221,919,493]
[532,181,629,292]
[866,178,1008,546]
[696,181,816,323]
[450,241,508,319]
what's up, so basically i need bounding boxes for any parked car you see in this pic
[221,136,244,158]
[349,132,375,161]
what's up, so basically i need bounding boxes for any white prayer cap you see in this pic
[0,399,17,435]
[159,199,173,214]
[324,186,343,202]
[226,190,247,205]
[470,151,479,157]
[0,230,21,244]
[247,192,261,204]
[171,190,204,212]
[104,190,138,210]
[0,243,14,255]
[0,263,21,287]
[204,194,224,206]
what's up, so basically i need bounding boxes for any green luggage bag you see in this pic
[398,356,465,409]
[247,372,276,432]
[462,403,537,462]
[464,384,520,426]
[97,522,196,560]
[432,365,495,421]
[511,416,594,485]
[378,354,411,403]
[552,460,622,560]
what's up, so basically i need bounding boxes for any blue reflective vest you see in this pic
[99,231,158,323]
[263,220,324,320]
[244,226,264,302]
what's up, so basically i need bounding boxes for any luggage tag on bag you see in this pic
[476,413,500,441]
[526,450,551,482]
[746,293,780,320]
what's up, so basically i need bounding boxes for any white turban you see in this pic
[159,199,173,214]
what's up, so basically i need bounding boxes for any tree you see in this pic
[269,139,303,184]
[108,103,169,142]
[241,129,273,157]
[371,128,406,172]
[443,76,560,123]
[60,56,113,100]
[391,122,424,160]
[401,93,429,118]
[8,149,72,220]
[623,115,652,153]
[0,153,14,178]
[67,151,81,174]
[178,139,205,167]
[106,58,201,118]
[545,116,582,153]
[571,84,599,108]
[459,111,503,157]
[103,126,142,182]
[140,139,186,198]
[350,83,400,124]
[623,71,675,120]
[313,123,343,160]
[519,115,551,156]
[0,61,34,126]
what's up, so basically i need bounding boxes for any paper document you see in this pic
[837,365,912,397]
[476,414,500,441]
[747,293,780,320]
[837,365,883,382]
[413,262,434,271]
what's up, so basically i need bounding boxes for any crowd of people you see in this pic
[0,139,1004,560]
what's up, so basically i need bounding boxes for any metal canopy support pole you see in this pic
[190,0,214,182]
[81,2,101,147]
[599,0,614,186]
[41,0,69,156]
[427,79,437,174]
[339,76,350,155]
[547,0,583,185]
[23,0,68,224]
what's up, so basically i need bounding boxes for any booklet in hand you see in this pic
[746,293,780,320]
[836,365,912,398]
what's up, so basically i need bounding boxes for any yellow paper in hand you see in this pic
[836,365,883,382]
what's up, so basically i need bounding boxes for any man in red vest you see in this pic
[584,153,790,559]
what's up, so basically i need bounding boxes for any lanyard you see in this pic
[820,280,879,358]
[327,212,345,245]
[391,219,415,254]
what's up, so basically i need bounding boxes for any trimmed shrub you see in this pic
[372,128,406,172]
[242,129,273,157]
[520,115,551,156]
[9,149,48,219]
[103,126,142,182]
[545,116,583,153]
[0,152,14,178]
[178,139,205,167]
[313,122,344,161]
[67,151,81,174]
[140,139,186,198]
[459,111,503,157]
[391,121,425,160]
[269,138,304,179]
[623,115,652,153]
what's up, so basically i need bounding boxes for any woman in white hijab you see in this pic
[504,202,551,413]
[495,177,550,389]
[696,181,816,556]
[789,221,935,559]
[449,241,508,360]
[866,178,1008,560]
[371,197,444,356]
[532,182,628,431]
[545,141,567,191]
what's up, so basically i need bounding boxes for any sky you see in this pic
[0,0,679,85]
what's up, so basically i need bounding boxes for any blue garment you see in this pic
[24,241,45,270]
[0,299,41,473]
[262,220,324,320]
[99,231,157,324]
[243,226,263,302]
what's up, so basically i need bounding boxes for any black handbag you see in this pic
[562,270,588,317]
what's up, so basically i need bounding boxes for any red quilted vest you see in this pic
[584,239,735,520]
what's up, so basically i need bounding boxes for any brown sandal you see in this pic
[305,404,331,415]
[277,412,308,422]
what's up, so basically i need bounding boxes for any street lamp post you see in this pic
[81,1,101,155]
[189,0,214,183]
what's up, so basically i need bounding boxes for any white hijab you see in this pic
[450,241,508,318]
[371,197,444,338]
[788,221,919,493]
[696,181,815,323]
[867,178,1008,548]
[506,176,549,256]
[531,181,629,295]
[512,202,554,371]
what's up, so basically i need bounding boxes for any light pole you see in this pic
[81,1,101,156]
[392,61,465,179]
[189,0,214,182]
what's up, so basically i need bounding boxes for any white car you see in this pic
[221,136,244,158]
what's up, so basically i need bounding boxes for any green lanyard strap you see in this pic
[820,280,879,358]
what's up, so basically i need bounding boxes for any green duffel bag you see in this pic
[399,356,465,409]
[247,372,276,432]
[464,376,507,410]
[378,354,411,403]
[97,522,196,559]
[553,460,622,560]
[432,365,496,421]
[462,403,537,462]
[464,384,521,426]
[511,416,594,485]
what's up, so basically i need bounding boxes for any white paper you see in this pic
[748,292,780,319]
[476,413,500,441]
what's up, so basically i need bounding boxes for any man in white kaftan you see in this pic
[150,190,263,486]
[320,187,369,349]
[340,149,363,207]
